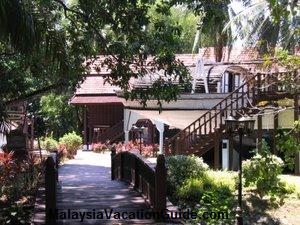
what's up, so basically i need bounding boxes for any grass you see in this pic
[205,170,237,191]
[279,174,300,199]
[242,174,300,225]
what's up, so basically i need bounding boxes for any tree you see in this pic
[170,0,231,61]
[0,0,35,53]
[148,5,201,53]
[0,0,192,131]
[224,0,299,53]
[277,121,300,171]
[39,93,81,139]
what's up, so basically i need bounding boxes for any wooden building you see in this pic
[70,47,299,173]
[0,101,34,153]
[70,75,124,149]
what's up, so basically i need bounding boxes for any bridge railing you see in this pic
[111,149,166,213]
[45,151,62,225]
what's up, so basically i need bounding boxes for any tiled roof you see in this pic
[70,96,122,104]
[198,46,260,62]
[75,76,121,95]
[71,47,289,104]
[85,47,262,75]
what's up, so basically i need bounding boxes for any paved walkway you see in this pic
[56,150,157,225]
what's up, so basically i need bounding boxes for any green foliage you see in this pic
[41,136,58,152]
[0,153,42,225]
[148,5,200,53]
[276,120,300,170]
[0,0,35,53]
[243,141,289,199]
[176,171,237,224]
[279,175,300,199]
[40,93,80,139]
[172,0,231,61]
[59,132,82,158]
[165,155,208,196]
[0,0,193,128]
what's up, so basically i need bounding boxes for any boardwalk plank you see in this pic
[56,151,157,225]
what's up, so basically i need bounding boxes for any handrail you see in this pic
[111,149,166,214]
[165,71,289,155]
[99,120,124,142]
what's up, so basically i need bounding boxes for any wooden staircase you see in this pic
[164,72,295,158]
[99,120,124,143]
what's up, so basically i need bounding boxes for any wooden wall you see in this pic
[87,103,123,127]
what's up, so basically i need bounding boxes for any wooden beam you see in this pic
[257,115,263,152]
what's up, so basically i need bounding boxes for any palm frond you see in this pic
[223,0,268,33]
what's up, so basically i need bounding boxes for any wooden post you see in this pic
[31,117,34,150]
[83,106,88,150]
[132,157,139,188]
[52,151,59,182]
[120,153,123,180]
[45,157,57,225]
[111,148,116,180]
[257,115,263,152]
[272,114,279,154]
[229,136,234,170]
[257,73,261,98]
[294,88,299,175]
[154,154,166,215]
[175,137,180,155]
[214,132,220,169]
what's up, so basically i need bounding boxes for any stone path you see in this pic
[56,150,157,225]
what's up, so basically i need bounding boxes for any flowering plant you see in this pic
[114,141,159,158]
[92,142,109,153]
[57,143,68,159]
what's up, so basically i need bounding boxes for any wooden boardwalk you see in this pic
[56,151,158,225]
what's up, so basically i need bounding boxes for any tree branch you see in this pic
[5,82,67,105]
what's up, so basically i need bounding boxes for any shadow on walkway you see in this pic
[56,151,157,224]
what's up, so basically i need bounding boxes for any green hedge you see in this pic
[41,136,58,152]
[166,155,208,197]
[59,132,82,158]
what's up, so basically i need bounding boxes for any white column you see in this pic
[124,109,130,143]
[222,139,229,170]
[159,131,164,154]
[155,121,165,154]
[124,130,129,143]
[0,132,6,147]
[124,109,146,143]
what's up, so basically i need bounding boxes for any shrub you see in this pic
[0,151,15,185]
[41,136,58,152]
[0,152,43,225]
[166,155,208,197]
[276,120,300,170]
[205,170,237,192]
[176,171,236,224]
[92,142,109,153]
[243,141,287,199]
[59,132,82,158]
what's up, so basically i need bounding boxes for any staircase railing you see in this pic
[99,120,124,143]
[164,72,289,155]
